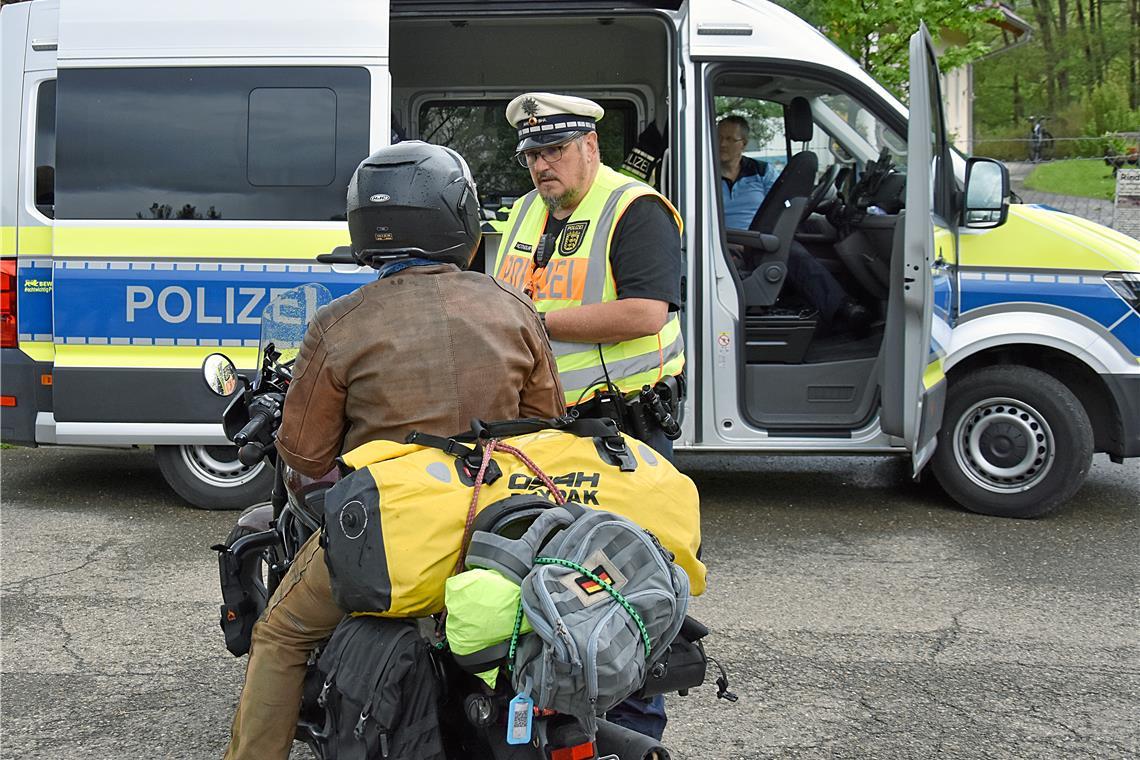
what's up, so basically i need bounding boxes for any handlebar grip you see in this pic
[238,442,267,466]
[234,407,273,446]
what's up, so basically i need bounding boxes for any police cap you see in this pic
[506,92,605,152]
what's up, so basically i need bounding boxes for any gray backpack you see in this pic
[466,503,689,734]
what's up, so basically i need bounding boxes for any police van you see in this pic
[2,0,1138,517]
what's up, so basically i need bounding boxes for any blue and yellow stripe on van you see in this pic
[955,204,1140,359]
[5,224,375,431]
[12,224,369,361]
[958,268,1140,359]
[48,256,372,362]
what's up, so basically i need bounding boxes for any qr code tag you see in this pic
[506,691,534,745]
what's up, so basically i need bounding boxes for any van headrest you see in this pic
[785,97,813,143]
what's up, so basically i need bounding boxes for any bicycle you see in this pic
[1028,115,1054,163]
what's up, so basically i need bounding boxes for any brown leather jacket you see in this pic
[277,264,565,477]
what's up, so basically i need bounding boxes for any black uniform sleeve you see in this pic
[609,196,683,311]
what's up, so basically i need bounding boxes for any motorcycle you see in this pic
[204,282,733,759]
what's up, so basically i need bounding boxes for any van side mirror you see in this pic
[962,157,1009,229]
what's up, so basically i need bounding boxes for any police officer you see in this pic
[494,93,683,740]
[494,92,685,462]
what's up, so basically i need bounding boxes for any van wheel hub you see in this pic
[954,397,1055,493]
[179,445,264,489]
[979,421,1028,466]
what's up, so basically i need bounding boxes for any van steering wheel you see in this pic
[802,163,842,219]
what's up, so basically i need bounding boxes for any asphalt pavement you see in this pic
[1,445,1137,759]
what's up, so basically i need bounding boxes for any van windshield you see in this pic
[815,94,907,170]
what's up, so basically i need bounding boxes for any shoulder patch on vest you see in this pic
[514,242,534,253]
[559,220,590,256]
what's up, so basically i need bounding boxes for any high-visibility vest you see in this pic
[494,165,685,406]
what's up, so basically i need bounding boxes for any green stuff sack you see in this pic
[444,569,532,688]
[321,417,704,618]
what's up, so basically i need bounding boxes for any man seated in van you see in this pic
[718,115,869,336]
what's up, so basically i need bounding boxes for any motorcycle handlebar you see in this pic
[234,406,273,446]
[238,442,268,466]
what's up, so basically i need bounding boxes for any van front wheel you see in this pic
[931,366,1093,518]
[155,444,273,510]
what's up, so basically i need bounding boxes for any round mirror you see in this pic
[202,353,240,397]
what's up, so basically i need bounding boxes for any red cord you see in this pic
[453,438,566,575]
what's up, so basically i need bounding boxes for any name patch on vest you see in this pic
[559,221,590,256]
[514,242,534,253]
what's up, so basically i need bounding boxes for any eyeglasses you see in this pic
[719,135,747,145]
[515,135,583,168]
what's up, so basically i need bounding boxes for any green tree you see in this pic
[971,0,1139,157]
[779,0,1002,96]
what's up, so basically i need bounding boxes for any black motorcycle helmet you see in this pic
[346,141,482,269]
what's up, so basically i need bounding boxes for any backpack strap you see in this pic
[465,505,584,582]
[468,416,621,441]
[406,416,634,472]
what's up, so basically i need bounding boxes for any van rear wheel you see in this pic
[931,365,1093,518]
[155,444,273,510]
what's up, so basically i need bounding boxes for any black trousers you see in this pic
[785,240,849,323]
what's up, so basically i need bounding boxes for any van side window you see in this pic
[712,76,909,232]
[55,67,370,222]
[34,79,57,219]
[248,88,337,187]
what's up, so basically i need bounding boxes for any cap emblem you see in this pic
[369,193,390,203]
[522,96,542,126]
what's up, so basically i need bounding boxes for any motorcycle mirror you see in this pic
[315,245,356,265]
[202,353,242,397]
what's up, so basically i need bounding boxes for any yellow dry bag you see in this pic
[321,417,704,618]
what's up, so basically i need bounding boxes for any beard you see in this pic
[534,168,582,213]
[539,186,579,213]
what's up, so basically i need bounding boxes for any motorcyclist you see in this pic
[224,142,565,760]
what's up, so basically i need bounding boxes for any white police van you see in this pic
[2,0,1137,516]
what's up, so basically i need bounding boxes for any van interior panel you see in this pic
[390,15,671,132]
[743,357,880,428]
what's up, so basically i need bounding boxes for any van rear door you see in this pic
[880,23,951,473]
[2,0,58,444]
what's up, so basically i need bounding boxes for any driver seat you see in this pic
[748,97,818,234]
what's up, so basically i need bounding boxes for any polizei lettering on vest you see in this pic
[507,471,602,505]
